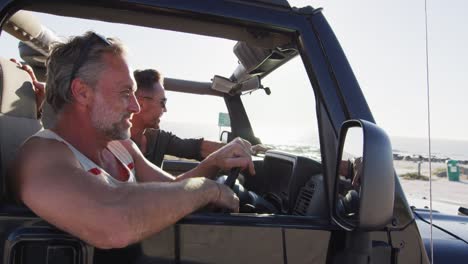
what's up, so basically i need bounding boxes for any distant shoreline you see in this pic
[391,136,468,161]
[393,153,468,165]
[162,121,468,161]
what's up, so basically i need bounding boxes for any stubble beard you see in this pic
[90,98,131,140]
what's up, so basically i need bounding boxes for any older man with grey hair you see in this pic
[14,31,255,249]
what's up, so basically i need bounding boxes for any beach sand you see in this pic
[394,160,468,215]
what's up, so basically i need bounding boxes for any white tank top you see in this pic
[32,129,137,185]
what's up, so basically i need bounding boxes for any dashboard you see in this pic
[259,150,325,215]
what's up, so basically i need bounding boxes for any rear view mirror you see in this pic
[333,120,394,231]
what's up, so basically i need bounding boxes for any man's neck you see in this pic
[52,109,111,165]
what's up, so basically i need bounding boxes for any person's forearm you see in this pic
[200,140,225,159]
[174,155,218,181]
[20,155,219,249]
[175,137,256,181]
[106,177,217,247]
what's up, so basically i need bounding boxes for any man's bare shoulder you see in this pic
[20,136,70,155]
[13,136,83,203]
[17,136,80,169]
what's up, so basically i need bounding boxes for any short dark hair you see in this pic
[134,69,163,93]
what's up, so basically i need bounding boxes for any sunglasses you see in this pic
[138,96,167,108]
[69,32,112,88]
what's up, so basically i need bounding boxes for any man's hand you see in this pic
[250,144,272,155]
[339,157,363,187]
[205,137,256,176]
[352,157,363,187]
[211,181,240,212]
[10,59,46,116]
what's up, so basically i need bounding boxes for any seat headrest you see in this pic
[0,57,38,119]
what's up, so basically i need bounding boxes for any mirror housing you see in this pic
[333,119,394,231]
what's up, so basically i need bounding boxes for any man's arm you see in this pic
[10,59,45,118]
[125,137,255,183]
[200,140,225,159]
[200,140,270,159]
[17,138,238,249]
[122,139,177,182]
[160,130,269,162]
[156,131,223,161]
[178,137,255,180]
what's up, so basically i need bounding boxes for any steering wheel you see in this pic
[224,167,241,189]
[194,168,244,214]
[220,168,278,214]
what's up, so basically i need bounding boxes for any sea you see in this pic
[391,136,468,161]
[269,137,468,162]
[162,121,468,162]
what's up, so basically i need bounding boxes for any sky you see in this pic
[302,0,468,142]
[1,0,467,144]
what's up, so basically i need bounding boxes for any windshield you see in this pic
[242,57,320,161]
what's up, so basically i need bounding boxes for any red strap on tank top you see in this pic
[88,168,101,175]
[88,164,130,182]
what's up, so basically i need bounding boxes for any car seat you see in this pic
[0,57,43,201]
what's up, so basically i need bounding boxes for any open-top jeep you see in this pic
[0,0,467,263]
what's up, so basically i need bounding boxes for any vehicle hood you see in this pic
[414,209,468,244]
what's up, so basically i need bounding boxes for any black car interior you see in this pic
[234,150,327,216]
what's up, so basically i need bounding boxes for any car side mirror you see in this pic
[333,119,394,231]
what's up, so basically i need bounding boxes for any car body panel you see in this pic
[415,209,468,243]
[414,208,468,264]
[415,215,468,264]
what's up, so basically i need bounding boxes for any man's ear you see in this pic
[70,79,93,106]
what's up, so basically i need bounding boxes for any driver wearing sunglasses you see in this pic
[131,69,270,168]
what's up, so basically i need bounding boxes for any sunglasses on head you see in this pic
[69,32,112,88]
